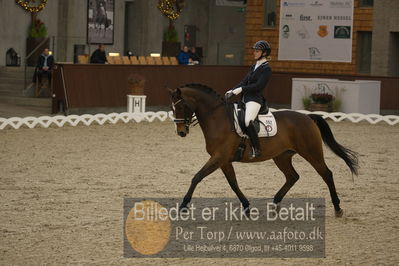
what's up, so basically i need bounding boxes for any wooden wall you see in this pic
[244,0,373,74]
[52,64,399,113]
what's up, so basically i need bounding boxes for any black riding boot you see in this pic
[246,121,261,158]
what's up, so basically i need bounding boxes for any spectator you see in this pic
[188,47,200,65]
[177,45,192,65]
[90,44,108,64]
[33,47,54,85]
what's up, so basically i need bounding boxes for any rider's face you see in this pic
[253,49,263,59]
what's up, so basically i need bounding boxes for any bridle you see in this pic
[171,96,225,130]
[171,98,196,131]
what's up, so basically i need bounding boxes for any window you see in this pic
[357,32,372,74]
[389,33,399,76]
[360,0,373,7]
[264,0,276,28]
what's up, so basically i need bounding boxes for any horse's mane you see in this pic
[178,83,225,102]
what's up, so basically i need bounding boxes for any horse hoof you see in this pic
[335,209,344,217]
[179,206,189,214]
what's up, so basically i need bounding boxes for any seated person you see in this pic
[177,45,192,65]
[33,47,54,85]
[90,44,108,64]
[188,47,201,65]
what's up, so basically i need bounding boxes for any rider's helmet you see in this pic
[253,40,271,57]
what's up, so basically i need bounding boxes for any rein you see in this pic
[172,98,225,128]
[190,101,225,127]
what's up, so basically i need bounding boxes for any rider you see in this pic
[225,40,272,159]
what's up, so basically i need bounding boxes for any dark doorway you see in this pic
[184,25,196,47]
[357,31,372,74]
[124,1,133,56]
[389,32,399,76]
[124,1,143,56]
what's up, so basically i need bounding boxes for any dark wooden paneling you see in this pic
[54,64,249,110]
[52,64,399,113]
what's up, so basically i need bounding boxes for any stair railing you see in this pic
[23,37,50,93]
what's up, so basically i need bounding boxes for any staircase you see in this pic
[0,66,52,117]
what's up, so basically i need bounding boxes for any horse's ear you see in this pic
[167,87,174,95]
[176,88,181,96]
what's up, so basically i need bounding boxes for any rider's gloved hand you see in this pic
[225,90,234,99]
[232,87,242,95]
[225,87,242,99]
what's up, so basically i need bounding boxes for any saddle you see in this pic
[234,101,277,138]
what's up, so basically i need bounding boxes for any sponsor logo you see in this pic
[334,26,351,39]
[283,1,305,7]
[282,25,290,38]
[333,15,351,20]
[309,47,321,60]
[317,25,328,37]
[318,15,332,21]
[310,1,323,7]
[300,14,312,21]
[283,13,295,20]
[296,26,310,39]
[318,15,351,21]
[329,1,352,8]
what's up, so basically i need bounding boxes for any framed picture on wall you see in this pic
[87,0,114,44]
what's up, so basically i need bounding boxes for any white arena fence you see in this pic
[0,109,398,130]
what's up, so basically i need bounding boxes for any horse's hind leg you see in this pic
[306,158,343,217]
[296,119,343,216]
[299,143,343,216]
[221,163,250,210]
[272,151,299,205]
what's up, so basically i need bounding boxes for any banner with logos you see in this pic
[278,0,354,62]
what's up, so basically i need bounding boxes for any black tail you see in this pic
[308,114,359,176]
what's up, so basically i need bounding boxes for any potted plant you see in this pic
[26,18,49,66]
[162,20,181,56]
[158,0,185,56]
[29,19,47,38]
[309,92,334,112]
[302,83,343,112]
[164,22,179,42]
[127,74,145,95]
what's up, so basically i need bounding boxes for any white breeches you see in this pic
[245,101,261,127]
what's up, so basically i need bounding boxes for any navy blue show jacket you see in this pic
[234,61,272,104]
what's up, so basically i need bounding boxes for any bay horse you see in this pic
[169,84,359,217]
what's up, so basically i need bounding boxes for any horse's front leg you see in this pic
[102,25,106,37]
[220,163,250,211]
[179,156,221,210]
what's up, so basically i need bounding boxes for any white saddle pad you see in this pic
[233,104,277,138]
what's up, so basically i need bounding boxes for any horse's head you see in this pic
[169,88,195,137]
